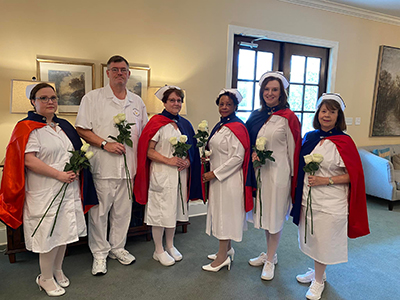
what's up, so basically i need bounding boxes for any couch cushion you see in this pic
[392,154,400,170]
[372,147,391,161]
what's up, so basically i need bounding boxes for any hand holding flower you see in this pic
[202,171,216,183]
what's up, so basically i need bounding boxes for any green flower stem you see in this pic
[31,182,68,237]
[123,153,133,201]
[178,171,185,215]
[257,168,262,227]
[50,182,69,236]
[304,171,315,244]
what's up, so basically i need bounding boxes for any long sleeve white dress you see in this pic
[206,126,246,242]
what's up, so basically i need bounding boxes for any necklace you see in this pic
[48,122,56,128]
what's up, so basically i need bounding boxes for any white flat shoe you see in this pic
[166,247,183,261]
[153,251,175,266]
[207,247,235,261]
[36,275,65,297]
[249,252,277,266]
[202,256,231,272]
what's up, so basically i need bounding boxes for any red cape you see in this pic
[273,109,302,201]
[327,135,370,238]
[133,115,176,205]
[0,121,46,229]
[202,122,253,212]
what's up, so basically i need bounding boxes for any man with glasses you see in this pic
[75,55,148,275]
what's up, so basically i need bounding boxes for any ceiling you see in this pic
[325,0,400,18]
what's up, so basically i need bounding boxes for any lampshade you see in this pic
[10,80,56,114]
[145,86,187,115]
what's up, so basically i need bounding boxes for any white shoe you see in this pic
[36,275,66,297]
[92,258,107,275]
[207,248,235,261]
[261,261,275,280]
[109,249,135,265]
[153,251,175,266]
[54,270,70,288]
[249,252,278,266]
[296,268,327,284]
[166,247,183,261]
[306,280,325,300]
[202,256,231,272]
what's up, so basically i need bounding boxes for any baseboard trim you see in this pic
[0,226,6,246]
[189,200,207,217]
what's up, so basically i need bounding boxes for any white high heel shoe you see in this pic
[54,270,70,288]
[207,247,235,261]
[202,256,231,272]
[36,275,66,297]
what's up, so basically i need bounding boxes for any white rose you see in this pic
[205,150,212,157]
[201,120,208,126]
[198,122,208,131]
[85,151,94,159]
[180,135,188,143]
[169,137,178,145]
[113,116,121,124]
[80,143,90,152]
[312,154,324,163]
[304,154,313,165]
[256,143,264,151]
[255,137,267,150]
[117,113,126,122]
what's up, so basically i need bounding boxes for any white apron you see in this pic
[145,123,189,228]
[24,125,86,253]
[299,139,349,265]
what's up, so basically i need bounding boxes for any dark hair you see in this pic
[313,99,347,131]
[215,92,239,111]
[259,76,289,111]
[29,83,56,110]
[161,88,185,103]
[107,55,129,68]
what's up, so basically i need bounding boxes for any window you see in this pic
[231,35,329,135]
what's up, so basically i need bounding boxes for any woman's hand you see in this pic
[56,171,77,183]
[252,151,260,162]
[252,151,261,169]
[202,171,216,183]
[178,158,190,172]
[168,156,188,170]
[307,175,327,187]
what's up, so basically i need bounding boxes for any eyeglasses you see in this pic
[35,96,58,103]
[167,98,182,104]
[108,67,129,73]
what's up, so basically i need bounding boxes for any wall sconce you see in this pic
[10,79,56,114]
[146,86,187,116]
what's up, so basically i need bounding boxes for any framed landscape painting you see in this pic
[37,58,95,114]
[370,46,400,136]
[101,64,150,102]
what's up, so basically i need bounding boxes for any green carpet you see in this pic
[1,196,399,300]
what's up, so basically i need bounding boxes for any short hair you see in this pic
[29,83,56,109]
[29,82,55,100]
[313,99,347,131]
[107,55,129,68]
[161,88,185,103]
[215,92,239,111]
[259,76,289,111]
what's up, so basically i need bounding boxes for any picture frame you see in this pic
[370,46,400,136]
[37,58,95,114]
[101,64,150,102]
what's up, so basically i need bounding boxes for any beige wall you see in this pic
[1,0,400,163]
